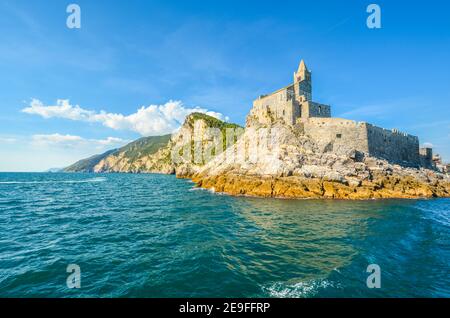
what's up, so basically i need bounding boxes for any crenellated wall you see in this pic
[419,147,435,169]
[302,118,421,165]
[303,118,369,156]
[246,59,427,167]
[366,125,420,165]
[300,101,331,119]
[249,84,297,125]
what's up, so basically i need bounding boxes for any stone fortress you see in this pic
[246,59,436,168]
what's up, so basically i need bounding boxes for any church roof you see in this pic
[297,59,308,73]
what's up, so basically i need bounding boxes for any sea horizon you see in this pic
[1,172,449,297]
[1,1,449,307]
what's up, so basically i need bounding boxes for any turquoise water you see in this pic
[0,172,449,298]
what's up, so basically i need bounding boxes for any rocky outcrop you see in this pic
[66,113,242,177]
[64,149,118,172]
[93,138,174,174]
[192,174,450,199]
[192,121,450,199]
[65,113,450,199]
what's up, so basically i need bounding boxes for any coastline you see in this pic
[30,171,450,200]
[190,173,450,200]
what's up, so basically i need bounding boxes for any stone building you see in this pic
[431,154,449,172]
[246,59,435,168]
[248,60,330,126]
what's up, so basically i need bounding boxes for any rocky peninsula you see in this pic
[65,60,450,200]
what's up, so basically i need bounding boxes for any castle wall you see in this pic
[250,85,296,125]
[366,125,420,165]
[301,101,331,119]
[247,59,427,168]
[296,80,312,101]
[303,118,421,165]
[419,147,434,169]
[303,118,369,155]
[420,147,432,160]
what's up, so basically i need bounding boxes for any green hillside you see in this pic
[63,113,242,173]
[187,112,241,132]
[118,134,171,162]
[64,149,118,172]
[64,134,171,172]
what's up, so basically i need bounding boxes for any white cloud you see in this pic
[0,137,17,144]
[338,105,387,118]
[22,99,228,136]
[32,133,83,144]
[23,99,94,120]
[0,134,130,172]
[337,98,427,120]
[31,133,129,149]
[95,136,127,146]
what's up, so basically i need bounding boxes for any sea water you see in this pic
[0,172,448,297]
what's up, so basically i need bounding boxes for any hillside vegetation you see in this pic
[64,113,242,174]
[64,149,118,172]
[64,135,171,173]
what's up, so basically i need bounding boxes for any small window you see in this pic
[336,134,342,139]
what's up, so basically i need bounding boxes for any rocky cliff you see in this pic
[192,121,450,199]
[65,113,242,177]
[64,135,171,173]
[92,134,173,174]
[66,114,450,199]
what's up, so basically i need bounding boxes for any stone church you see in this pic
[246,59,434,168]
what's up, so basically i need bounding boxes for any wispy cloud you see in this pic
[0,137,16,144]
[407,120,450,130]
[322,17,351,35]
[338,104,388,118]
[22,99,228,136]
[0,1,42,36]
[31,133,128,150]
[336,97,429,120]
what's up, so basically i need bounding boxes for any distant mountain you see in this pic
[64,113,242,175]
[92,113,241,174]
[112,134,172,163]
[91,134,173,173]
[64,149,119,172]
[45,168,64,173]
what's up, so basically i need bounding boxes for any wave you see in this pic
[188,186,230,196]
[188,187,205,191]
[262,279,336,298]
[0,177,107,185]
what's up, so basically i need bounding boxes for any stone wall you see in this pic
[366,125,420,165]
[300,101,331,119]
[419,147,433,168]
[250,85,296,126]
[249,92,332,126]
[296,79,312,101]
[303,118,369,156]
[246,59,425,168]
[302,118,421,166]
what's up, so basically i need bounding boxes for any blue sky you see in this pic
[0,0,449,171]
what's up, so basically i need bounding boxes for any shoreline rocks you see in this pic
[191,174,450,200]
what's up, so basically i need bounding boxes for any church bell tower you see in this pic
[293,59,312,101]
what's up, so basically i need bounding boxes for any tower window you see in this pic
[336,134,342,139]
